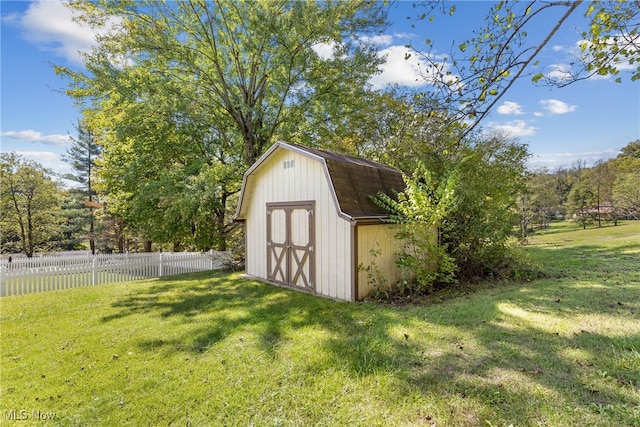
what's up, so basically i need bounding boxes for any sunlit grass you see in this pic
[1,221,639,426]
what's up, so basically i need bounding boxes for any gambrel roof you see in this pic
[234,141,406,221]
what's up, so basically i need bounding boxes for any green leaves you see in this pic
[1,154,62,256]
[57,0,388,250]
[579,0,640,83]
[377,130,529,285]
[377,162,460,289]
[408,0,637,138]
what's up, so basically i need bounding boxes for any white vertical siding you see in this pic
[243,148,352,300]
[356,224,406,300]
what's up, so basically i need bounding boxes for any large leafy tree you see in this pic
[589,159,618,226]
[612,172,640,220]
[333,90,531,286]
[442,133,530,279]
[371,96,530,286]
[0,154,62,257]
[611,140,640,219]
[57,0,387,250]
[381,131,530,287]
[619,139,640,158]
[528,168,566,229]
[567,181,597,229]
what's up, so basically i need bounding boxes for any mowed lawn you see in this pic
[1,222,639,426]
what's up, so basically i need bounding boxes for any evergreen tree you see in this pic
[58,188,90,251]
[62,121,102,254]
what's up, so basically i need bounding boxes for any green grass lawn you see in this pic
[1,221,639,426]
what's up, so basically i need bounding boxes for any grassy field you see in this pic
[1,221,639,426]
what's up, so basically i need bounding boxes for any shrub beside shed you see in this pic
[234,141,408,301]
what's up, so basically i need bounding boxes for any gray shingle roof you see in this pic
[234,141,406,221]
[285,143,405,219]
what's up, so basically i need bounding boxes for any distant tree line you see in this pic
[519,140,640,236]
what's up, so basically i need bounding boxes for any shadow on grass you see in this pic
[101,245,639,425]
[103,270,417,374]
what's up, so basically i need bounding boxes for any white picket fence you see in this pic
[0,251,232,297]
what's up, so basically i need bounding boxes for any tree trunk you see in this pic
[213,192,230,252]
[89,218,96,255]
[116,226,125,253]
[597,184,602,228]
[26,207,35,258]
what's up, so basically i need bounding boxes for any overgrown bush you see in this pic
[377,163,459,294]
[379,133,532,295]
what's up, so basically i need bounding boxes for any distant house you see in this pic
[234,141,409,301]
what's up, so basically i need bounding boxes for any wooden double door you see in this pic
[266,202,315,290]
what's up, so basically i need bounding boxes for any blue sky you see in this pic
[1,0,638,179]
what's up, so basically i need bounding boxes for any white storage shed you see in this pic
[234,141,408,301]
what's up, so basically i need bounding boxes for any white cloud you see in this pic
[359,34,394,46]
[2,130,71,146]
[544,64,574,82]
[312,41,337,60]
[488,120,536,137]
[543,62,610,83]
[528,149,620,169]
[370,45,425,89]
[12,150,70,175]
[370,45,457,90]
[7,0,118,65]
[497,101,524,115]
[393,32,418,40]
[539,99,577,115]
[14,150,60,163]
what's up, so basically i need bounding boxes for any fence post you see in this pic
[159,253,163,277]
[92,257,97,286]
